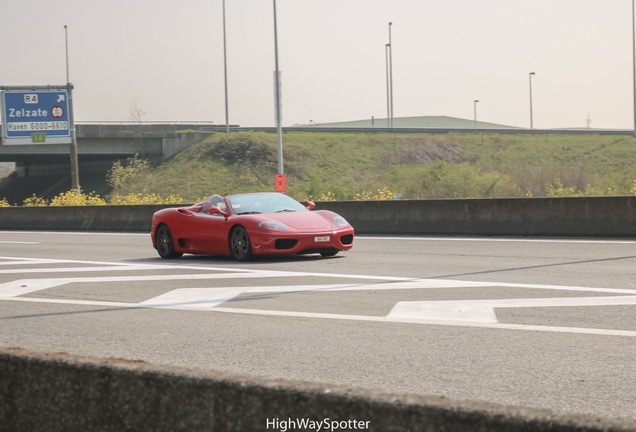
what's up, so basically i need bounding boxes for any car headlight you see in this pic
[333,215,349,226]
[258,220,291,230]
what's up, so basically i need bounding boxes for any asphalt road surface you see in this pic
[1,230,635,421]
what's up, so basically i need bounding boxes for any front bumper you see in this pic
[249,228,354,256]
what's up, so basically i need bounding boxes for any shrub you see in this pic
[109,193,185,205]
[201,134,275,166]
[50,189,107,206]
[319,191,337,201]
[23,194,48,207]
[390,162,516,199]
[353,187,397,201]
[0,198,10,207]
[107,155,152,195]
[545,179,579,197]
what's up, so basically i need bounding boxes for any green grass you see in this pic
[117,131,636,202]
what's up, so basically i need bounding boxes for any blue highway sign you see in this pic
[1,89,72,145]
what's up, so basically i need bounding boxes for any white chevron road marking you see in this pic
[2,256,636,337]
[388,296,636,324]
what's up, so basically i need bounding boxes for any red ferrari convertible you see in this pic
[151,192,354,260]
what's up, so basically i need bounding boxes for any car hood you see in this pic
[269,211,337,230]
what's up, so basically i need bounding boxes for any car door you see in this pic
[189,213,229,254]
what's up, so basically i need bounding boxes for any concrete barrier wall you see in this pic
[1,196,636,236]
[0,204,171,232]
[319,196,636,237]
[2,347,635,432]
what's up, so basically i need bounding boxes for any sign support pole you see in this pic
[65,25,80,189]
[273,0,284,192]
[67,83,80,190]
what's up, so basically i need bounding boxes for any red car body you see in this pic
[151,192,354,260]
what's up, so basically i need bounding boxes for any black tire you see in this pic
[155,224,183,259]
[230,226,253,261]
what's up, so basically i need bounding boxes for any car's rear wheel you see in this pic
[156,224,182,259]
[230,226,253,261]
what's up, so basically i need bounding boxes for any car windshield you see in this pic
[227,193,308,215]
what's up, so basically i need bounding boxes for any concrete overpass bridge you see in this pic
[0,122,215,165]
[0,122,213,204]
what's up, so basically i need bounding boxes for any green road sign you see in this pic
[31,132,46,143]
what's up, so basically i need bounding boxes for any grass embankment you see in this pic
[4,130,635,207]
[130,131,636,202]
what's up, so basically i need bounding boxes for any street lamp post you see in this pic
[529,72,536,129]
[388,22,394,128]
[222,0,229,133]
[474,100,479,129]
[632,0,636,136]
[273,0,283,176]
[385,43,390,127]
[64,25,80,191]
[64,25,70,84]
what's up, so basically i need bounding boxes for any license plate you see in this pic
[314,236,330,242]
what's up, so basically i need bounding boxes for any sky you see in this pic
[0,0,633,129]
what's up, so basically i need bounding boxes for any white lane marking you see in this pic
[200,306,636,338]
[0,260,53,266]
[138,280,496,309]
[388,296,636,324]
[0,231,148,236]
[0,257,71,263]
[0,265,190,274]
[2,296,134,308]
[2,256,636,337]
[0,241,40,245]
[138,279,636,310]
[0,256,305,274]
[0,271,304,298]
[4,295,636,338]
[0,264,310,274]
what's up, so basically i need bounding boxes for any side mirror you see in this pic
[305,201,316,210]
[208,206,228,217]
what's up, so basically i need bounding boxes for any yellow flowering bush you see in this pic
[109,193,185,205]
[545,180,578,197]
[10,190,187,207]
[353,187,396,201]
[49,189,107,206]
[319,191,337,201]
[23,194,48,207]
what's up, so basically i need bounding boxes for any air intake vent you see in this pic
[275,239,298,250]
[340,234,354,245]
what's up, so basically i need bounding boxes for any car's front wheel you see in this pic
[230,226,253,261]
[155,224,183,259]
